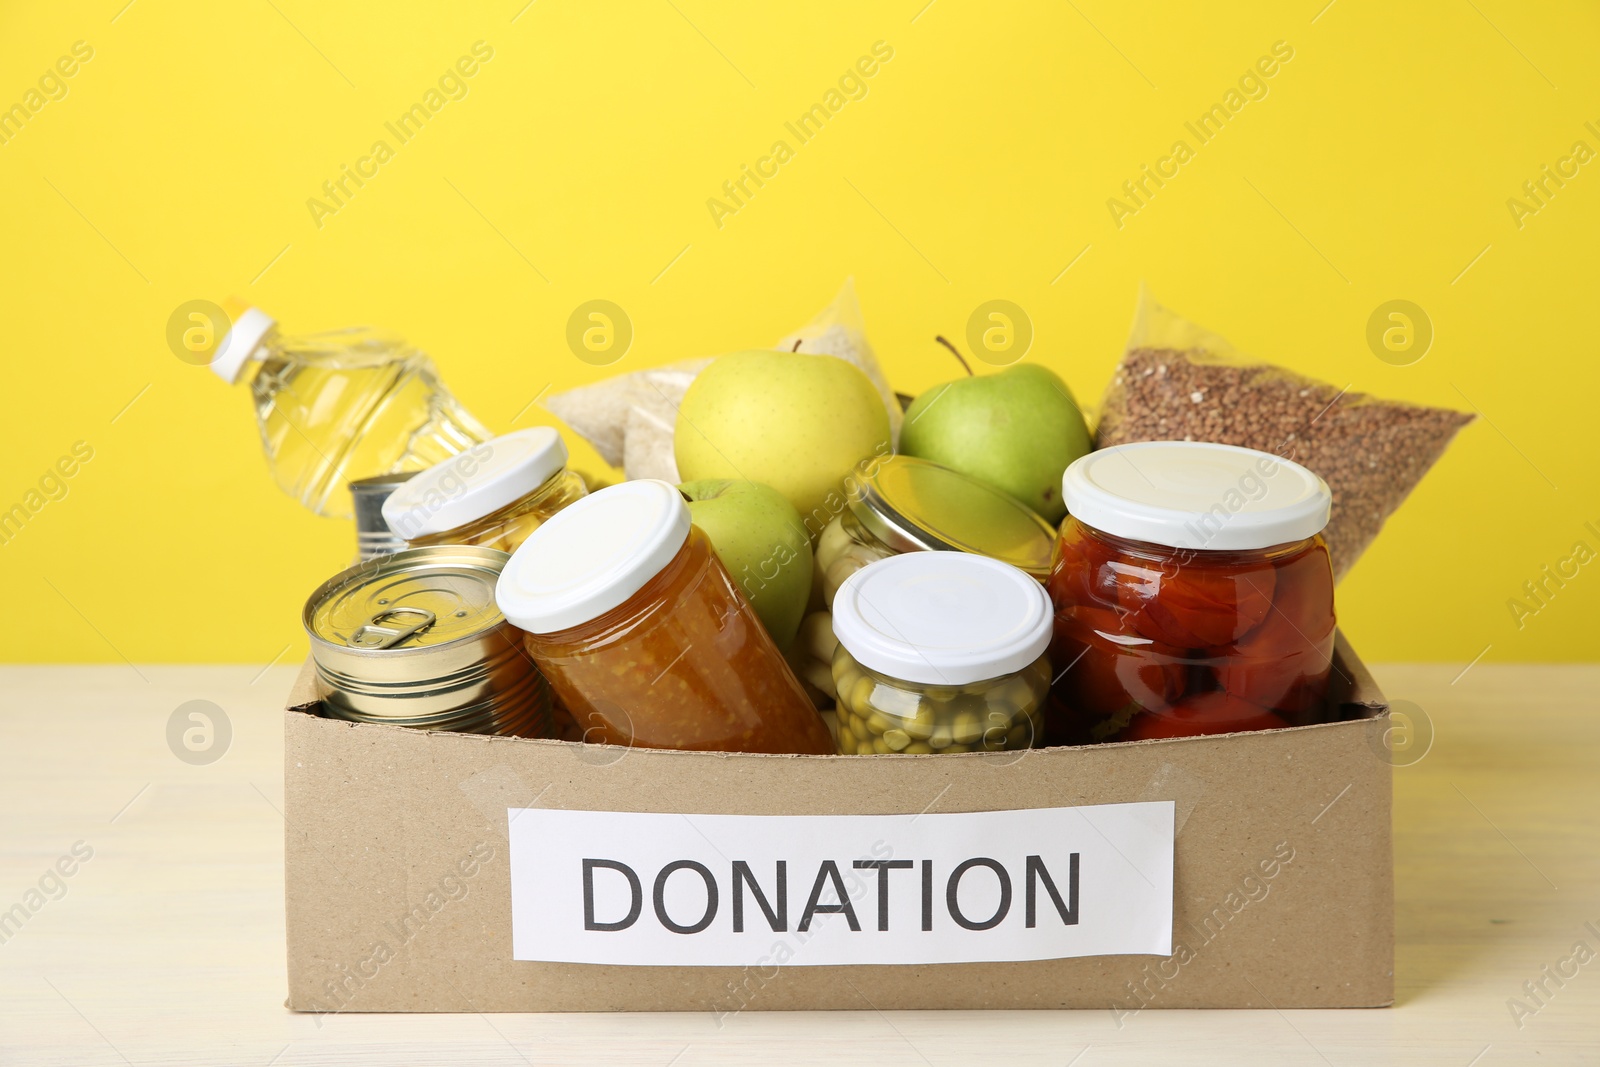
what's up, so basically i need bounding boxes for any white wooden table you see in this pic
[1,663,1595,1065]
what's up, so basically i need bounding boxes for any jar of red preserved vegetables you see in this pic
[1046,441,1335,743]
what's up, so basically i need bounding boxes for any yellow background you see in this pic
[1,1,1595,666]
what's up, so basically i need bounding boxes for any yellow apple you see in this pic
[675,351,892,536]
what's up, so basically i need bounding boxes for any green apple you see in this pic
[675,351,892,532]
[899,360,1090,523]
[680,479,814,650]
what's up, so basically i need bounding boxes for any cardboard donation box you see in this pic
[283,633,1393,1014]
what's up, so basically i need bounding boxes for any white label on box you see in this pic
[507,802,1174,967]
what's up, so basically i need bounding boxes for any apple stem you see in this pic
[934,335,974,376]
[792,340,804,353]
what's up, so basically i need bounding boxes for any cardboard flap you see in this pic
[287,657,319,711]
[1330,631,1389,720]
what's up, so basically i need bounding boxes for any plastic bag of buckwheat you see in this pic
[1095,288,1474,581]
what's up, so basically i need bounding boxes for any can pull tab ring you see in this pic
[348,606,437,649]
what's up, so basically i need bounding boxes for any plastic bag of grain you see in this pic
[542,358,709,481]
[1095,289,1473,580]
[546,279,900,482]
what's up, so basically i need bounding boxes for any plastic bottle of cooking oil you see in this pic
[210,301,492,519]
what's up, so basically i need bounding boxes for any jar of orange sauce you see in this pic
[494,480,834,755]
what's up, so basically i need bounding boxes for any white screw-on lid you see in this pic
[210,306,277,384]
[383,428,569,540]
[496,479,691,634]
[831,552,1052,686]
[1062,441,1331,551]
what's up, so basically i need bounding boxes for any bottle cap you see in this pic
[210,302,276,384]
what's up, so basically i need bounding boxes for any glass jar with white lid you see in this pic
[1047,440,1336,744]
[830,552,1053,755]
[382,427,587,555]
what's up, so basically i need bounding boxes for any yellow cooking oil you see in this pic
[224,308,490,519]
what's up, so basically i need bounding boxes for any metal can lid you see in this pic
[847,456,1057,577]
[304,545,510,653]
[348,470,418,497]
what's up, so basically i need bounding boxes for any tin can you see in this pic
[303,545,551,737]
[349,472,416,560]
